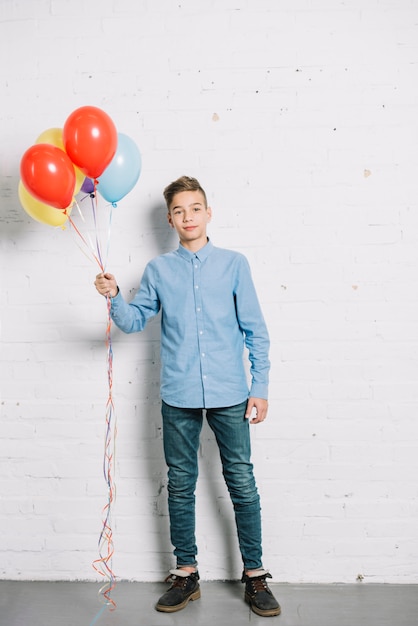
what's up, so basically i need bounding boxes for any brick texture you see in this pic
[1,0,418,583]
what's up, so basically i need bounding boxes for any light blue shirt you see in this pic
[110,240,270,408]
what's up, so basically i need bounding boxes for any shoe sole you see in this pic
[245,592,281,617]
[156,588,201,613]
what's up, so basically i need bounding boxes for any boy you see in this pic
[94,176,280,617]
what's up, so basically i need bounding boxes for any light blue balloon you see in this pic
[97,133,141,204]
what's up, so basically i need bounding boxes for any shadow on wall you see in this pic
[125,200,171,576]
[145,200,177,256]
[0,170,32,240]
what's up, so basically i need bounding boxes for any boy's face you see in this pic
[167,190,212,250]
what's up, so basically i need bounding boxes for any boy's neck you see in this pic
[180,236,209,253]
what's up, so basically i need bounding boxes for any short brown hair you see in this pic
[163,176,207,210]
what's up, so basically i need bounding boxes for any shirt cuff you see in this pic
[249,382,268,400]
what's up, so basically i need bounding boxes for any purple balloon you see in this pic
[81,177,95,194]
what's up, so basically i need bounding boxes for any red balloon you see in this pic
[20,143,76,210]
[63,106,117,179]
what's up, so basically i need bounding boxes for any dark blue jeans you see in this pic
[161,400,263,570]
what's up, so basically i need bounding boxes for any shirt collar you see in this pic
[176,238,214,262]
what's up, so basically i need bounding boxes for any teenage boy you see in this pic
[94,176,280,617]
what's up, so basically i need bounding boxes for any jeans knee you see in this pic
[167,468,198,497]
[225,472,259,507]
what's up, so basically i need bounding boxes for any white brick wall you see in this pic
[1,0,418,583]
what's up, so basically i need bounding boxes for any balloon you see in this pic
[36,127,64,148]
[73,166,86,195]
[63,106,117,179]
[97,133,141,204]
[18,181,70,227]
[20,143,76,209]
[35,127,85,194]
[80,177,95,194]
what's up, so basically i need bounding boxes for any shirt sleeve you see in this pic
[234,255,270,399]
[110,262,161,333]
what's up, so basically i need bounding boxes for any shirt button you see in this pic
[199,330,203,335]
[202,352,205,357]
[197,307,201,312]
[195,285,199,289]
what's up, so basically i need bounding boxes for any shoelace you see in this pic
[249,576,270,594]
[164,574,189,589]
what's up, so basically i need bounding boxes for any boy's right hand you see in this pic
[94,273,118,298]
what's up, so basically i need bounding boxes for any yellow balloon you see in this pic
[36,127,65,150]
[35,127,85,194]
[18,180,71,227]
[74,163,85,194]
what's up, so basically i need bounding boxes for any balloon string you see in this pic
[91,181,115,273]
[104,203,114,272]
[91,181,105,270]
[91,293,117,609]
[67,193,118,611]
[92,187,118,610]
[67,203,104,271]
[67,194,115,275]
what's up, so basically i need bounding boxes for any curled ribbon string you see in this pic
[91,293,117,610]
[66,194,118,614]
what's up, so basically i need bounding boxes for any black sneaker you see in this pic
[156,569,201,613]
[242,570,281,617]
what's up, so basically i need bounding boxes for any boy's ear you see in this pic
[207,205,212,221]
[167,211,174,228]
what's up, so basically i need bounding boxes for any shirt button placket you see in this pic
[193,256,207,387]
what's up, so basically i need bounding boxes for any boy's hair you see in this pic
[163,176,207,210]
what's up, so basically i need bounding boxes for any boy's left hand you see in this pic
[245,397,268,424]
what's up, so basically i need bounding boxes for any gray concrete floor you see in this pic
[1,580,417,626]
